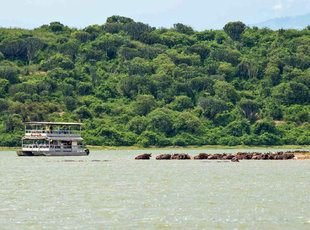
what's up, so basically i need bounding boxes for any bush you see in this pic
[0,98,9,113]
[296,135,310,145]
[137,131,159,147]
[0,65,19,84]
[169,96,194,111]
[226,120,251,137]
[0,79,9,97]
[75,106,92,119]
[257,133,281,145]
[253,119,276,135]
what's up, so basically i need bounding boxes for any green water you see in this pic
[0,149,310,230]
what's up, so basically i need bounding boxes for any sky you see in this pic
[1,0,310,30]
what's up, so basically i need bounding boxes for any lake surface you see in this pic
[1,149,310,230]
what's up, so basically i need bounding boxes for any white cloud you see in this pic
[273,4,282,10]
[273,0,283,11]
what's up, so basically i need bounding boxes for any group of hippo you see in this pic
[135,151,299,162]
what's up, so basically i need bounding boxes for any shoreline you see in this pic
[86,145,310,151]
[2,145,310,151]
[1,146,310,159]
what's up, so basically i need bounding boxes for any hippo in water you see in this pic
[171,154,191,160]
[135,154,152,160]
[156,154,172,160]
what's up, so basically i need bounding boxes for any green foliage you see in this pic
[49,22,67,32]
[0,38,27,59]
[137,131,160,147]
[24,37,44,64]
[134,95,157,116]
[0,79,9,97]
[128,116,147,134]
[0,52,4,60]
[173,23,194,35]
[146,108,174,135]
[253,119,277,135]
[272,82,310,105]
[106,15,134,24]
[218,136,241,146]
[41,53,74,70]
[214,81,239,104]
[169,96,194,111]
[0,98,9,112]
[75,106,92,119]
[223,21,246,41]
[225,119,250,137]
[198,96,227,119]
[238,99,259,122]
[265,66,281,85]
[0,65,19,84]
[0,17,310,147]
[174,112,201,133]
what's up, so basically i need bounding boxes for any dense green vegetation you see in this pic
[1,16,310,147]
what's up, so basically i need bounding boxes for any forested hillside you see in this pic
[1,16,310,147]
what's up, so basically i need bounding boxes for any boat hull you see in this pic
[17,150,89,156]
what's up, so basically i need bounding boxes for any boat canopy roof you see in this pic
[23,136,84,141]
[25,122,83,126]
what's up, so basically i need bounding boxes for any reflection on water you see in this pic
[0,149,310,229]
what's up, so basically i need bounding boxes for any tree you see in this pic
[137,131,159,147]
[187,44,210,61]
[225,119,250,137]
[128,57,152,75]
[46,67,70,80]
[63,97,77,111]
[106,15,134,24]
[0,38,26,59]
[128,116,147,134]
[174,112,201,133]
[238,99,260,122]
[169,96,194,111]
[73,31,90,42]
[0,65,19,84]
[146,108,174,135]
[49,22,65,32]
[265,65,281,86]
[198,97,227,119]
[190,76,214,94]
[214,81,240,104]
[0,98,9,113]
[95,83,120,100]
[77,82,92,95]
[4,114,23,132]
[272,82,310,105]
[173,23,194,35]
[223,21,246,41]
[217,62,237,81]
[253,119,277,135]
[75,106,92,119]
[124,22,153,40]
[41,53,74,70]
[133,95,157,116]
[25,37,43,64]
[0,79,9,97]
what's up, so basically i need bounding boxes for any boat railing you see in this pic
[22,144,84,151]
[25,130,81,135]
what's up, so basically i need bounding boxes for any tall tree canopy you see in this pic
[0,16,310,147]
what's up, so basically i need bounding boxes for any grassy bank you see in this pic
[86,145,310,151]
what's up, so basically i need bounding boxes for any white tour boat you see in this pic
[17,122,90,156]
